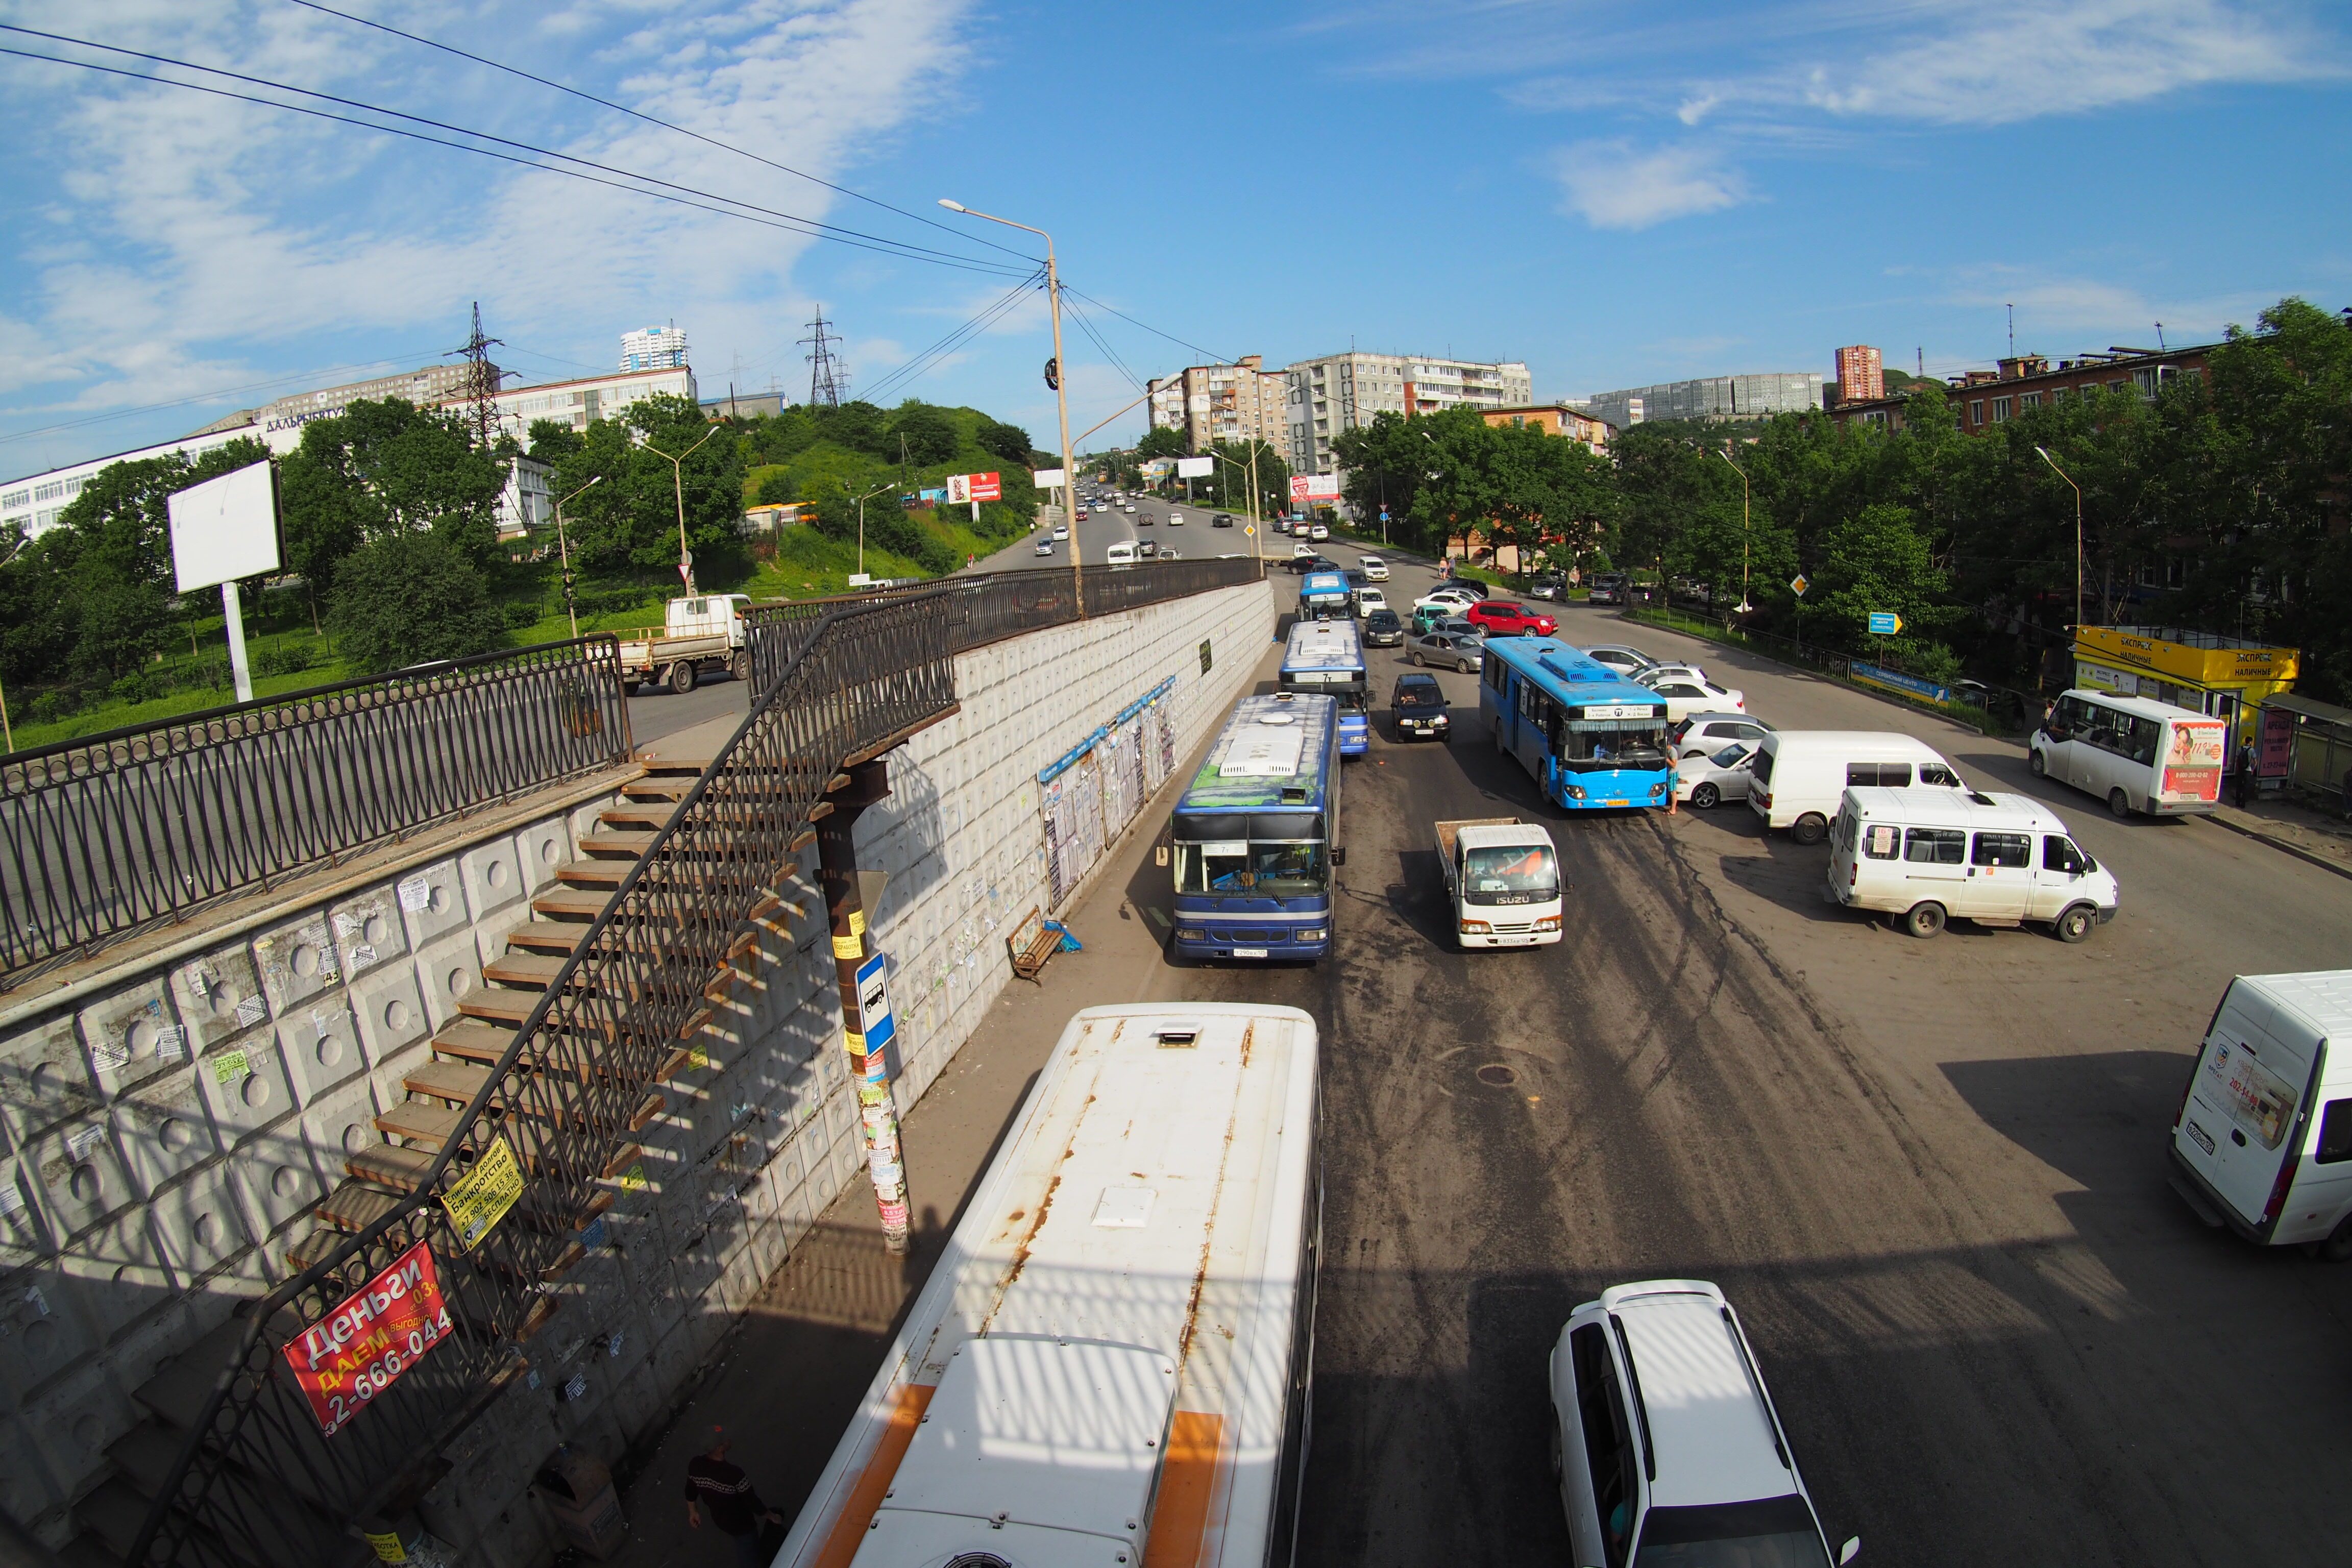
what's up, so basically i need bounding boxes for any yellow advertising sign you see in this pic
[439,1137,525,1251]
[2074,626,2298,687]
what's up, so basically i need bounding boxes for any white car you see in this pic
[1355,586,1389,615]
[1675,742,1757,808]
[1414,585,1482,614]
[1168,511,1185,525]
[1123,503,1136,513]
[1360,555,1390,581]
[1638,670,1745,722]
[1579,644,1659,678]
[1309,523,1330,541]
[1051,526,1069,541]
[1293,542,1318,560]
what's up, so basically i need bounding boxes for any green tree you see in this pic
[888,402,960,465]
[1134,425,1187,460]
[327,532,507,673]
[977,419,1034,467]
[1801,503,1956,663]
[277,398,509,574]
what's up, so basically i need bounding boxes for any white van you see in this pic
[1828,786,2119,940]
[2168,971,2352,1257]
[2030,688,2228,818]
[1104,540,1137,565]
[1747,730,1964,844]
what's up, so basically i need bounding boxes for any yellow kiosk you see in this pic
[2071,626,2297,746]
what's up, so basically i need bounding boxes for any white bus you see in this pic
[774,1002,1322,1568]
[1105,540,1138,565]
[2030,688,2228,817]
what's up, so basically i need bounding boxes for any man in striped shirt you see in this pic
[683,1428,783,1567]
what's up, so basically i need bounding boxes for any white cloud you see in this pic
[1550,140,1750,230]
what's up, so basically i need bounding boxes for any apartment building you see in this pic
[1480,403,1614,455]
[1575,372,1823,430]
[1283,351,1533,474]
[1146,354,1288,452]
[1830,344,2214,435]
[461,365,700,445]
[1832,345,1884,403]
[621,323,690,372]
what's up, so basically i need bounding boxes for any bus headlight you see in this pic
[1459,919,1492,935]
[1651,782,1668,798]
[1534,916,1561,932]
[1294,927,1328,942]
[1563,785,1586,800]
[1176,928,1206,942]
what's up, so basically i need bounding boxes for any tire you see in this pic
[2054,903,2096,944]
[2319,1215,2352,1263]
[1903,901,1947,939]
[1459,658,1475,673]
[667,659,698,696]
[1791,812,1828,846]
[2028,749,2046,778]
[1692,782,1721,810]
[2108,787,2132,818]
[1407,649,1421,667]
[728,651,750,683]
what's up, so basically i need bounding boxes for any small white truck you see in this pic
[1435,817,1564,948]
[617,594,754,694]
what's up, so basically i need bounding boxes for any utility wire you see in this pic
[282,0,1039,265]
[860,274,1047,405]
[1058,291,1147,394]
[1060,285,1238,370]
[1,29,1032,277]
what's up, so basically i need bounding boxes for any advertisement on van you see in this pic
[2160,719,2226,802]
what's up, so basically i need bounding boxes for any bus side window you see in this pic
[1863,823,1900,859]
[2042,835,2085,874]
[1919,764,1960,787]
[1905,827,1964,864]
[1972,831,2032,868]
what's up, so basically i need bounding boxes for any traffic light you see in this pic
[1043,356,1059,391]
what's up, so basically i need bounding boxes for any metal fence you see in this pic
[129,556,1264,1568]
[0,639,633,984]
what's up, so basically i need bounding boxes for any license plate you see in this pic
[1233,947,1268,959]
[2186,1119,2215,1156]
[1604,799,1628,807]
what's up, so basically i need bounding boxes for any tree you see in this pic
[327,532,507,673]
[1801,503,1956,664]
[277,398,509,575]
[978,419,1034,466]
[888,402,960,466]
[1135,424,1187,460]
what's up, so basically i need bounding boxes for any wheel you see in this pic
[1692,781,1721,810]
[2028,749,2046,778]
[2108,787,2132,818]
[1459,658,1475,673]
[2319,1215,2352,1263]
[1407,649,1421,667]
[2054,903,2096,943]
[667,659,698,695]
[728,651,751,683]
[1903,901,1947,939]
[1790,812,1828,845]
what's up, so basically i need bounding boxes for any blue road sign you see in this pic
[1868,611,1904,636]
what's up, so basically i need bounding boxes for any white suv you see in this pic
[1359,555,1390,581]
[1550,1281,1856,1568]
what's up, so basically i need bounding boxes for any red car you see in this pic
[1464,599,1557,638]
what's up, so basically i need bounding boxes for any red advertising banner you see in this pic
[968,471,1002,502]
[283,1240,455,1437]
[2259,705,2294,779]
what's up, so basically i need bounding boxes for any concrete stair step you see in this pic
[346,1141,434,1189]
[553,859,632,888]
[579,830,660,857]
[458,989,543,1026]
[74,1474,162,1562]
[596,803,682,830]
[431,1018,515,1066]
[621,778,696,801]
[519,1184,614,1234]
[483,951,570,989]
[131,1314,255,1430]
[403,1058,495,1106]
[317,1180,406,1233]
[504,920,594,955]
[374,1098,464,1149]
[532,886,618,919]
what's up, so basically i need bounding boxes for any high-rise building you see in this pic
[1834,345,1884,403]
[1147,354,1288,452]
[621,323,689,372]
[1574,373,1823,430]
[1282,351,1533,474]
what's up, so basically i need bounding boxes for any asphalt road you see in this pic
[967,485,1277,572]
[1113,550,2352,1565]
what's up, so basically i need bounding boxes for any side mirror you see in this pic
[1331,846,1348,867]
[1840,1538,1861,1564]
[1154,846,1169,868]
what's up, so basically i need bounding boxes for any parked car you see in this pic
[1309,522,1330,541]
[1579,643,1659,678]
[1392,671,1450,740]
[1212,512,1235,528]
[1586,571,1630,605]
[1675,742,1758,808]
[1525,572,1566,601]
[1362,608,1405,647]
[1360,555,1390,581]
[1414,584,1483,614]
[1638,670,1746,722]
[1670,712,1774,758]
[1639,661,1712,684]
[1407,628,1486,672]
[1830,786,2118,942]
[1464,600,1558,638]
[1034,540,1055,556]
[1550,1282,1858,1568]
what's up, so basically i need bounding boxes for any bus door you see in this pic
[1513,680,1552,781]
[1491,667,1521,753]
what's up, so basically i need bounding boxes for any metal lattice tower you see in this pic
[801,307,848,408]
[449,301,505,448]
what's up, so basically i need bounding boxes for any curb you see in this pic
[2199,812,2352,884]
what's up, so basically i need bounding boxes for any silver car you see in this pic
[1580,643,1660,677]
[1407,627,1485,672]
[1675,742,1757,808]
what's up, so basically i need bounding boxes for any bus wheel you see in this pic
[1692,782,1720,809]
[2028,749,2047,778]
[2108,787,2131,818]
[1791,812,1828,845]
[668,660,698,695]
[1903,902,1946,939]
[2054,903,2096,943]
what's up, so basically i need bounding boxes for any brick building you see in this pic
[1832,343,2214,434]
[1479,403,1614,455]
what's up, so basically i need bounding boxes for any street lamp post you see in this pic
[552,474,602,640]
[2035,446,2085,636]
[1716,447,1753,614]
[1214,443,1268,565]
[647,425,719,593]
[940,199,1080,615]
[848,478,895,577]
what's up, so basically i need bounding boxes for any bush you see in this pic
[503,602,544,631]
[328,533,508,674]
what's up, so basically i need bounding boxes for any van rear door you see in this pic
[2177,984,2316,1230]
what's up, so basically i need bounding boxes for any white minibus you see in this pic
[1104,539,1138,565]
[1828,786,2119,940]
[1746,730,1964,844]
[2030,688,2227,817]
[2168,971,2352,1257]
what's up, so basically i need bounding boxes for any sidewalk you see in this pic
[2203,792,2352,881]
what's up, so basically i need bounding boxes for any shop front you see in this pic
[2071,626,2297,748]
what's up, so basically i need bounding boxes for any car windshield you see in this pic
[1396,683,1444,707]
[1461,845,1558,904]
[1633,1496,1832,1568]
[1710,743,1753,768]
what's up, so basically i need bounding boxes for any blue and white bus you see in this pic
[1280,617,1369,756]
[1480,636,1674,811]
[1169,692,1344,962]
[1298,570,1351,619]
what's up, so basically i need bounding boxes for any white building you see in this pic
[1282,351,1533,474]
[469,365,699,444]
[1575,373,1823,429]
[621,324,689,372]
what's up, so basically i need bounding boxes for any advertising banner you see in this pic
[1289,474,1341,501]
[968,471,1002,502]
[2258,705,2294,778]
[1031,468,1067,489]
[1174,456,1214,478]
[283,1240,454,1438]
[440,1137,525,1250]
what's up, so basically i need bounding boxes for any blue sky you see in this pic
[3,0,2347,478]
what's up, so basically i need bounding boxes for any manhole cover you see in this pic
[1475,1064,1518,1087]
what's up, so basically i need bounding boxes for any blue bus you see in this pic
[1480,637,1674,810]
[1298,570,1351,618]
[1169,691,1344,962]
[1280,617,1369,756]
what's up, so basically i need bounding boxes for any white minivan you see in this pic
[1746,731,1965,844]
[1104,540,1137,565]
[2030,688,2228,818]
[2168,970,2352,1257]
[1828,786,2119,940]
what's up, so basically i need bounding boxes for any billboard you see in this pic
[283,1240,453,1437]
[945,472,1003,505]
[167,458,281,592]
[1290,474,1341,501]
[1174,456,1214,478]
[1031,468,1067,488]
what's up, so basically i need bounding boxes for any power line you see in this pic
[859,273,1047,406]
[1059,285,1238,370]
[1057,292,1148,394]
[281,0,1040,266]
[0,30,1033,277]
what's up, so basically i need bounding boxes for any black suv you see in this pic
[1391,671,1450,740]
[1362,608,1405,647]
[1211,513,1234,527]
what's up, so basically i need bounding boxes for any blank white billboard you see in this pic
[168,459,281,592]
[1174,456,1214,478]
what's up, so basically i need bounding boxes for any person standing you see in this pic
[684,1429,783,1568]
[2235,740,2257,810]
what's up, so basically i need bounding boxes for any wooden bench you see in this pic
[1008,906,1061,982]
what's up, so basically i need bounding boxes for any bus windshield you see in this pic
[1461,845,1558,904]
[1562,725,1669,767]
[1174,840,1330,896]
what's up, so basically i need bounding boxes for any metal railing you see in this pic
[1,639,632,985]
[130,555,1263,1567]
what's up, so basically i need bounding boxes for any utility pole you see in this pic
[648,426,718,593]
[2035,446,2085,638]
[802,309,846,408]
[553,474,602,639]
[1716,447,1752,614]
[448,302,505,450]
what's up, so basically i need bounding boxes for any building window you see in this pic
[1,489,27,509]
[1991,397,2012,423]
[2020,392,2041,409]
[33,481,65,503]
[1969,401,1985,425]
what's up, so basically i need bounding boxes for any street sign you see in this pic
[1869,611,1903,635]
[1244,525,1255,536]
[851,950,896,1060]
[1790,575,1808,597]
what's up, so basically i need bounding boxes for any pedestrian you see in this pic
[2235,740,2256,810]
[683,1428,784,1568]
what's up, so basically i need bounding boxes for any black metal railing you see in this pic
[129,555,1264,1568]
[0,639,633,984]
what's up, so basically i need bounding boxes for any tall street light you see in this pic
[647,424,718,594]
[1214,443,1268,565]
[552,474,602,639]
[847,477,896,578]
[940,199,1079,613]
[1716,447,1753,614]
[2035,445,2085,635]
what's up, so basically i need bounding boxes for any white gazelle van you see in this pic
[1747,731,1965,844]
[2169,971,2352,1257]
[1828,787,2119,940]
